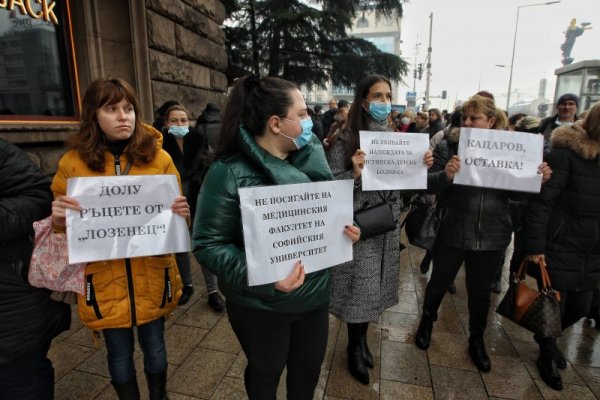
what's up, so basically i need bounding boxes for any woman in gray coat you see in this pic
[327,75,432,384]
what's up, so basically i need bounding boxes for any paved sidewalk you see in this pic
[50,239,600,399]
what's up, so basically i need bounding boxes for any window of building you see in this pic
[0,1,79,122]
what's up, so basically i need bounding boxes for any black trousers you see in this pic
[226,301,329,400]
[0,341,54,400]
[422,242,504,338]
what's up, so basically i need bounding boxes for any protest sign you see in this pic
[66,175,190,263]
[239,180,354,286]
[359,131,429,191]
[453,128,543,192]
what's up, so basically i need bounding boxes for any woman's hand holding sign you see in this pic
[275,260,305,292]
[344,224,361,243]
[423,150,434,168]
[538,162,552,183]
[444,155,461,181]
[171,196,191,219]
[351,149,366,179]
[52,196,81,228]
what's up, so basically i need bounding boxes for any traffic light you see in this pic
[418,64,423,80]
[441,90,447,100]
[413,69,417,79]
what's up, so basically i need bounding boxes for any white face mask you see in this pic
[401,117,411,125]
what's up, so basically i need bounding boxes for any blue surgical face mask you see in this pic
[168,125,189,138]
[365,100,392,123]
[281,117,313,149]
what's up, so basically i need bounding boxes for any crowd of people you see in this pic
[2,72,599,400]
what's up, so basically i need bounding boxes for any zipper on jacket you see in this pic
[86,275,103,320]
[475,190,486,250]
[125,258,137,326]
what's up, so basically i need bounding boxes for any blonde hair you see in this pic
[402,110,416,120]
[462,95,508,130]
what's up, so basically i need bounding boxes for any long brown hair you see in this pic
[69,78,156,172]
[342,75,392,169]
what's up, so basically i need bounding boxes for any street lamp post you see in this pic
[506,1,561,112]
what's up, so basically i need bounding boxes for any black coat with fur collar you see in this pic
[522,123,600,291]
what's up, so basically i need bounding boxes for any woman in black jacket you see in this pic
[415,96,551,373]
[523,101,600,391]
[0,139,70,399]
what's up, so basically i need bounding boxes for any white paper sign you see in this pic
[66,175,191,263]
[239,180,354,286]
[359,131,429,191]
[453,128,543,193]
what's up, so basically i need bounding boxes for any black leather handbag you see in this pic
[406,201,441,251]
[354,194,397,239]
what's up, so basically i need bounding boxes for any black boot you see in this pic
[468,337,491,372]
[537,355,563,391]
[112,379,140,400]
[534,335,566,369]
[415,313,434,350]
[146,370,168,400]
[360,324,374,369]
[347,323,369,384]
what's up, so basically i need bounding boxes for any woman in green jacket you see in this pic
[192,76,360,400]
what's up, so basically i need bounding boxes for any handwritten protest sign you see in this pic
[66,175,190,263]
[453,128,543,192]
[359,131,429,191]
[239,180,354,286]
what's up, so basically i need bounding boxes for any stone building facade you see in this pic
[0,0,228,174]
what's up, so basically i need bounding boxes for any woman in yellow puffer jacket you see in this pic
[51,78,187,400]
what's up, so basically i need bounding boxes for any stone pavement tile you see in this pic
[388,289,419,314]
[432,298,464,335]
[54,370,110,400]
[573,365,600,398]
[166,323,209,365]
[494,317,534,343]
[560,332,600,368]
[427,331,477,372]
[313,368,330,400]
[380,311,418,343]
[209,376,247,400]
[325,349,379,399]
[75,347,110,377]
[169,392,204,400]
[167,347,236,398]
[380,340,430,387]
[323,397,347,400]
[226,352,247,379]
[199,316,241,354]
[483,325,519,358]
[481,355,542,399]
[65,326,97,348]
[429,365,487,400]
[324,316,341,370]
[380,379,433,400]
[177,300,224,330]
[48,341,96,382]
[533,379,597,400]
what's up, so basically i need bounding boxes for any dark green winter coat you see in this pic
[192,128,334,313]
[523,123,600,291]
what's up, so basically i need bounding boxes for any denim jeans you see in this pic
[103,318,167,384]
[0,342,54,400]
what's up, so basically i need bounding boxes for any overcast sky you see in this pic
[401,0,599,110]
